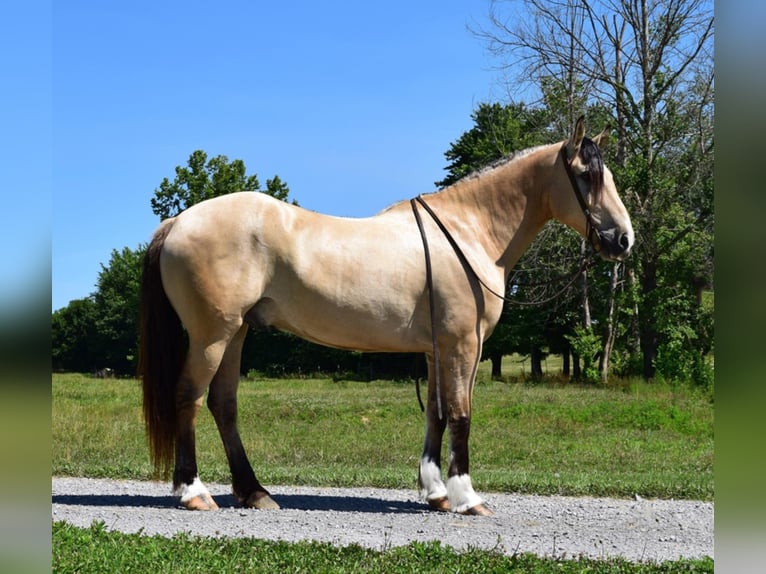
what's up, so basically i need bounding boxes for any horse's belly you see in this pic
[254,288,428,353]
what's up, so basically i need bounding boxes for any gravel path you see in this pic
[52,477,713,562]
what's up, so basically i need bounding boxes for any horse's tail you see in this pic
[138,217,184,479]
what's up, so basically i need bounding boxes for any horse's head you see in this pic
[549,116,634,261]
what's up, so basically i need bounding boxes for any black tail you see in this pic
[138,218,185,479]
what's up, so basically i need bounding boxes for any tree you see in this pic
[436,102,549,188]
[52,297,99,372]
[52,151,301,375]
[93,245,146,374]
[150,150,296,220]
[477,0,714,380]
[438,98,617,380]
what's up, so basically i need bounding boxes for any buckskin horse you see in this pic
[139,117,633,515]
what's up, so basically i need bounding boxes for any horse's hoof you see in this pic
[427,496,451,512]
[243,491,280,510]
[460,503,494,516]
[182,493,219,511]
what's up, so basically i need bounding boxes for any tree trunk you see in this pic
[599,262,621,382]
[530,346,543,379]
[490,353,503,379]
[572,351,581,380]
[626,266,641,361]
[640,259,659,379]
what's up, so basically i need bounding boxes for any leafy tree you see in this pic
[52,151,300,375]
[52,297,99,372]
[92,245,146,374]
[150,150,296,220]
[264,174,291,203]
[438,99,610,379]
[476,0,714,381]
[436,102,548,188]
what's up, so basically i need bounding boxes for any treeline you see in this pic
[52,0,713,385]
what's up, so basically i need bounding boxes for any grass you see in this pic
[52,362,714,571]
[53,521,714,573]
[52,363,713,500]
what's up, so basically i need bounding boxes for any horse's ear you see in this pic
[592,125,611,149]
[567,115,586,159]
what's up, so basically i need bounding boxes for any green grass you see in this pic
[53,521,713,573]
[52,365,713,500]
[52,365,713,571]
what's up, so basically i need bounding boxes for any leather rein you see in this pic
[410,143,602,417]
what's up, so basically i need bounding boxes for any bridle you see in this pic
[559,143,604,254]
[410,143,604,417]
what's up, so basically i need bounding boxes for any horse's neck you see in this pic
[433,147,552,275]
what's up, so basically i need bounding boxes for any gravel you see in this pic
[52,477,713,562]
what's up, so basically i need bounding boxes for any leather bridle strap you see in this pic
[559,144,602,253]
[410,197,444,420]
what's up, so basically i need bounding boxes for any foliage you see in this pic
[52,1,714,385]
[52,151,297,375]
[53,521,713,573]
[52,297,99,372]
[150,150,295,220]
[52,246,146,375]
[566,325,601,384]
[435,102,548,188]
[470,0,714,382]
[93,245,146,374]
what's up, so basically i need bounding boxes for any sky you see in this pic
[25,0,514,312]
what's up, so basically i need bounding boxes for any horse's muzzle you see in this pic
[598,229,634,261]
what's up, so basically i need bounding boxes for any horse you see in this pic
[139,116,633,516]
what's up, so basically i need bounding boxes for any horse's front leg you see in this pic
[444,352,494,516]
[445,412,493,515]
[417,355,449,511]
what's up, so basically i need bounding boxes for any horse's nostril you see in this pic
[619,233,631,250]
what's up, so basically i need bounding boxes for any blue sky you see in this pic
[39,0,513,311]
[1,3,52,313]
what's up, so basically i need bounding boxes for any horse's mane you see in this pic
[378,138,607,214]
[578,136,605,205]
[455,145,547,186]
[455,138,605,205]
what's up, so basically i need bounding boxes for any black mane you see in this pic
[579,137,605,204]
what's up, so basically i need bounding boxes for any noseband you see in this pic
[559,144,603,254]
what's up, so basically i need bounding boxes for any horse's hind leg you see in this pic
[207,325,279,509]
[172,338,229,510]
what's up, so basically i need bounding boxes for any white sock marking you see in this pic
[446,474,483,513]
[418,458,448,501]
[173,477,210,502]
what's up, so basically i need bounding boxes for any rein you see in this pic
[410,144,602,415]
